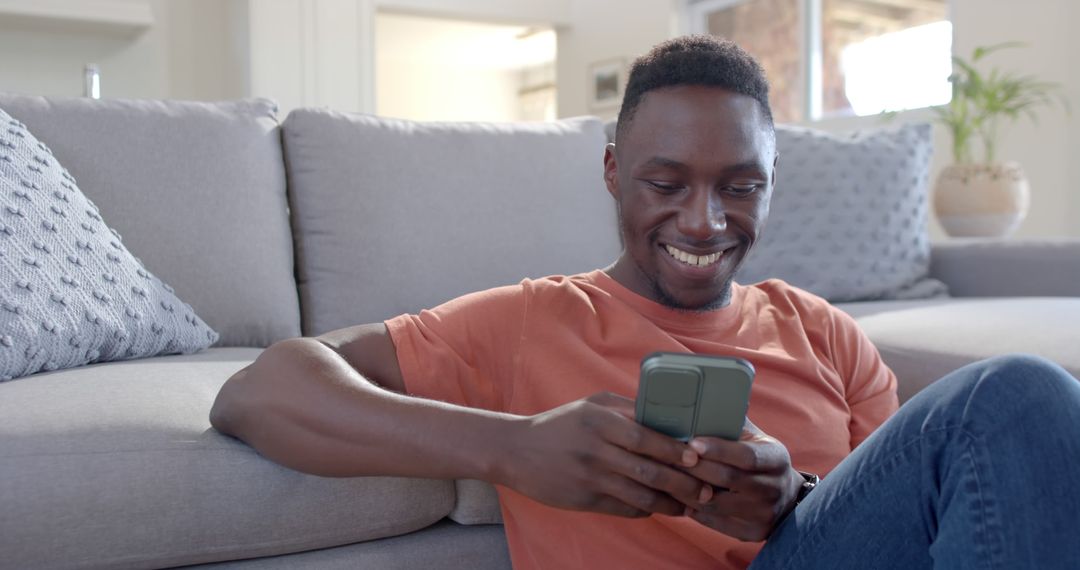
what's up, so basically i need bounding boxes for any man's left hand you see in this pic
[681,418,803,542]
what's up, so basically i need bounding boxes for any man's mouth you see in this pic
[663,244,726,268]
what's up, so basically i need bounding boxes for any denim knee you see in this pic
[961,353,1079,426]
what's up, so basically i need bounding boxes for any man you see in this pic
[211,36,1080,569]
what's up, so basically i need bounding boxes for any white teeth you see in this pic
[665,245,723,268]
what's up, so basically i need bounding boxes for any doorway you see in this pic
[375,12,557,122]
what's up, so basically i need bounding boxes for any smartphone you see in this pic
[634,352,755,442]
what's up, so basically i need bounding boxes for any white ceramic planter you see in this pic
[933,162,1030,237]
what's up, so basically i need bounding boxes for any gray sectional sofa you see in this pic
[0,94,1077,570]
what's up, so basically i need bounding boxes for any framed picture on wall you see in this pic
[589,58,625,111]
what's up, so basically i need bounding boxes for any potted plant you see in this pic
[932,42,1067,237]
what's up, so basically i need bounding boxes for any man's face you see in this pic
[603,85,776,311]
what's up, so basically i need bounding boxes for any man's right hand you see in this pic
[495,391,712,518]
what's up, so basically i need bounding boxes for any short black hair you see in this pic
[615,35,773,142]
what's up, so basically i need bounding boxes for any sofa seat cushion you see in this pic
[0,349,455,570]
[450,479,503,525]
[185,520,510,570]
[836,298,1080,403]
[0,94,301,347]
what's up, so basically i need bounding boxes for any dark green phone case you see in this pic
[634,352,755,441]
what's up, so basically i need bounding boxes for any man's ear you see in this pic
[603,143,619,199]
[770,151,779,187]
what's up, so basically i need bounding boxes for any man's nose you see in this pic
[678,189,726,239]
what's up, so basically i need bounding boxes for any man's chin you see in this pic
[653,279,734,312]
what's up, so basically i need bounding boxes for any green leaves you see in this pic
[971,41,1027,62]
[934,43,1067,164]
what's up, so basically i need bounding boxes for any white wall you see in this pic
[163,0,247,101]
[245,0,372,115]
[0,1,167,98]
[0,0,246,101]
[1070,0,1080,236]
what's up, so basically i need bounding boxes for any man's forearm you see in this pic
[210,338,519,481]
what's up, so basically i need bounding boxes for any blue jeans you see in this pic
[750,354,1080,569]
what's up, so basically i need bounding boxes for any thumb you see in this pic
[740,416,766,440]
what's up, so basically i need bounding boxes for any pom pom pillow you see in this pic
[0,107,217,381]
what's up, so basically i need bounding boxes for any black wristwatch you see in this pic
[793,471,819,506]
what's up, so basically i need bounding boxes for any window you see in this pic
[687,0,951,122]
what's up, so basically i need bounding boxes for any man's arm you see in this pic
[209,324,711,517]
[210,325,510,479]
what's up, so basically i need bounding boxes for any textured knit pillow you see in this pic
[737,123,947,301]
[0,107,218,381]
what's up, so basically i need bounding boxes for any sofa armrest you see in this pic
[929,238,1080,297]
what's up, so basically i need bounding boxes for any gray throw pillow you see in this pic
[737,122,947,301]
[0,107,218,381]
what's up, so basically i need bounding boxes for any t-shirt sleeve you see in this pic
[827,308,899,450]
[384,283,527,411]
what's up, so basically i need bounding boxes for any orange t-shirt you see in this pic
[385,270,897,569]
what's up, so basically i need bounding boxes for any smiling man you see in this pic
[211,36,1080,569]
[605,79,774,311]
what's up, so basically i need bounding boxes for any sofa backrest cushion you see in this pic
[0,94,301,346]
[283,110,617,335]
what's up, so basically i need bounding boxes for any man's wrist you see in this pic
[793,470,819,506]
[772,469,818,536]
[474,413,526,486]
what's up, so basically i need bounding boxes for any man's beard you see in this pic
[647,269,735,312]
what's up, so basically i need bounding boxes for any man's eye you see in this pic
[725,184,761,195]
[647,181,682,193]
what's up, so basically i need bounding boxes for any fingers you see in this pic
[595,474,685,517]
[582,393,712,511]
[685,460,740,491]
[686,508,771,542]
[684,469,801,541]
[692,485,780,519]
[684,462,782,497]
[688,433,790,474]
[686,489,781,542]
[597,409,699,468]
[598,444,710,509]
